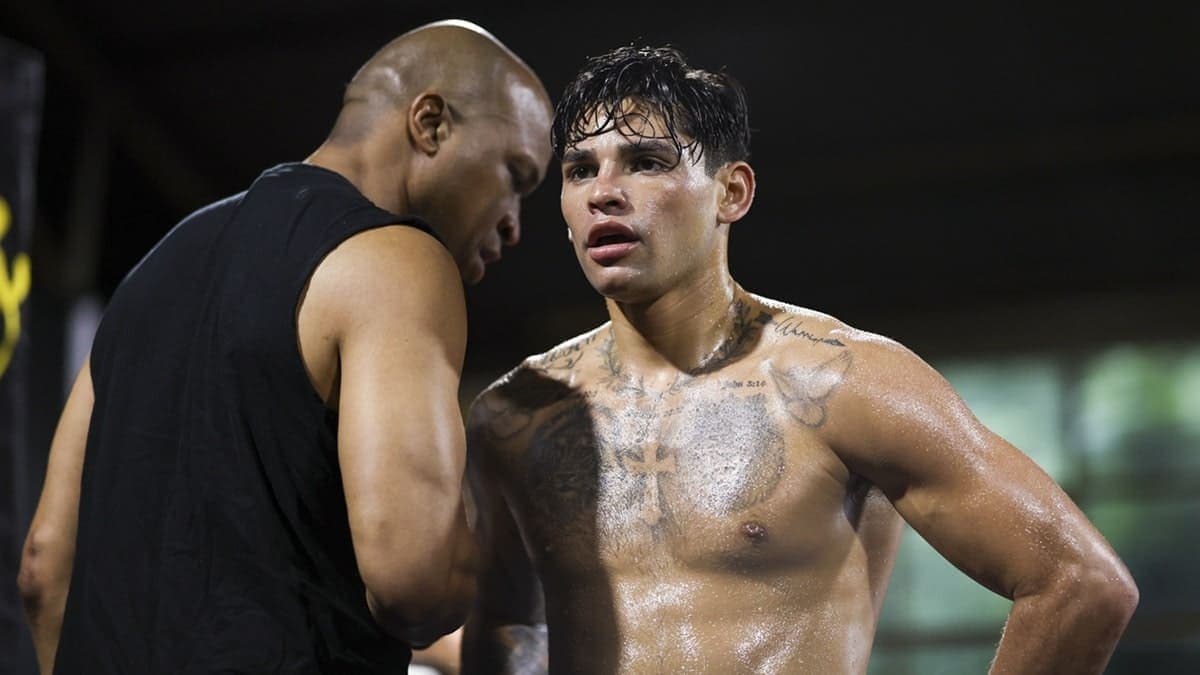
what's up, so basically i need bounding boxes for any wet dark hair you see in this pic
[552,45,751,174]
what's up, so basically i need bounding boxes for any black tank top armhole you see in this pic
[286,210,439,410]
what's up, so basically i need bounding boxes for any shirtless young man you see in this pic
[462,46,1138,674]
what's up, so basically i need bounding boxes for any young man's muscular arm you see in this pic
[314,225,478,647]
[18,361,93,674]
[460,389,549,675]
[822,335,1137,674]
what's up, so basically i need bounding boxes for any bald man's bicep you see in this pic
[308,225,474,635]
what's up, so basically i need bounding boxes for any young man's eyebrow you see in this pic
[562,138,680,166]
[622,139,676,156]
[562,148,593,164]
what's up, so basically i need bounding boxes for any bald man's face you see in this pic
[414,77,553,284]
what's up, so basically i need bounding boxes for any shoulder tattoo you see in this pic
[769,350,853,428]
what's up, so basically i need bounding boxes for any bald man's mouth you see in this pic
[480,246,502,265]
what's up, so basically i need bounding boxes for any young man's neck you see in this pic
[605,269,752,380]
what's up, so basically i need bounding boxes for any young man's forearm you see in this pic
[989,572,1138,674]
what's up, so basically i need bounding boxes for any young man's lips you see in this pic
[586,221,639,247]
[587,240,639,264]
[585,221,640,263]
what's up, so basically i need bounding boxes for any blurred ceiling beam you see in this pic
[795,114,1200,196]
[1,0,218,214]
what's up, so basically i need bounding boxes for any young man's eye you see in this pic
[565,165,595,181]
[633,156,665,172]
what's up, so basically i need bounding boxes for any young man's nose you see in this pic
[588,170,629,213]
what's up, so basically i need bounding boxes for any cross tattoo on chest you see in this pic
[620,444,677,525]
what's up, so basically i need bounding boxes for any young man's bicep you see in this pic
[833,342,1122,600]
[462,413,548,674]
[461,504,547,674]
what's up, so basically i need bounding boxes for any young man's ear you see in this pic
[408,93,450,156]
[717,161,756,225]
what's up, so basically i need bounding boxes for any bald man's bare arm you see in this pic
[303,225,477,646]
[822,336,1137,674]
[19,361,93,674]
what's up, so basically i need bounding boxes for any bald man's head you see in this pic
[328,20,547,144]
[308,20,553,284]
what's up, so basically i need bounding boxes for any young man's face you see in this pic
[559,105,728,303]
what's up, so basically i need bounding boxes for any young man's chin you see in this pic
[587,272,656,305]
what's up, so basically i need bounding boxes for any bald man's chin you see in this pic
[461,257,487,286]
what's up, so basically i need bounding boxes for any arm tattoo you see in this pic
[492,624,549,675]
[484,369,576,441]
[527,397,607,533]
[770,350,853,427]
[484,395,534,441]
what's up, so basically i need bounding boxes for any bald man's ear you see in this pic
[717,161,755,225]
[408,93,450,156]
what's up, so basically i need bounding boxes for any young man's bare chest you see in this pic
[502,355,862,577]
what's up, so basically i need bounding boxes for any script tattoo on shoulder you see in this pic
[772,316,845,346]
[770,350,853,428]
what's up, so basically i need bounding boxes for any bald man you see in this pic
[17,20,553,674]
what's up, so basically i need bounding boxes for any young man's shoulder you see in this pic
[468,323,610,427]
[527,323,612,376]
[751,293,916,371]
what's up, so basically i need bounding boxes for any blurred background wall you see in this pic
[2,2,1197,672]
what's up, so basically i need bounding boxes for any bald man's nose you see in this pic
[498,211,520,247]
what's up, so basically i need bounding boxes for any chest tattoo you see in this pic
[619,444,677,526]
[525,391,786,542]
[513,311,853,548]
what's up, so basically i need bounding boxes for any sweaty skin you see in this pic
[465,51,1135,671]
[468,295,903,673]
[467,291,1135,674]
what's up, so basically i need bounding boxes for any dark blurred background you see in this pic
[2,2,1197,673]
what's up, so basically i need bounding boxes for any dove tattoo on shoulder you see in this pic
[769,350,854,428]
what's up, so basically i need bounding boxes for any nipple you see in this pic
[741,520,768,543]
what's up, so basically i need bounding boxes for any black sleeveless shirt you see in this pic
[56,164,432,673]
